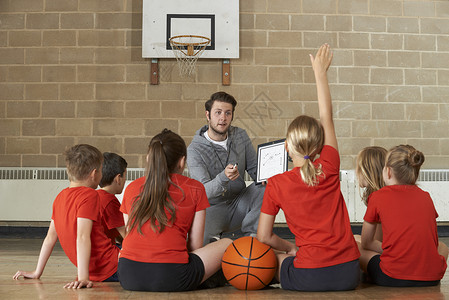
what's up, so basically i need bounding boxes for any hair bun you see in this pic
[409,150,425,167]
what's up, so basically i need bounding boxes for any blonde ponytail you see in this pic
[286,115,324,186]
[300,157,323,186]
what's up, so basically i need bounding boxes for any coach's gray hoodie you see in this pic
[187,125,258,205]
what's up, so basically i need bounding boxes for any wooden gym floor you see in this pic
[1,237,449,299]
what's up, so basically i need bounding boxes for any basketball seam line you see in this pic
[221,261,276,270]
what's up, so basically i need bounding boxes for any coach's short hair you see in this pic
[205,91,237,114]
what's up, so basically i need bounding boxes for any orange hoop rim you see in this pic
[169,35,211,47]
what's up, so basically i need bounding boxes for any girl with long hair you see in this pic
[354,146,387,244]
[118,129,232,291]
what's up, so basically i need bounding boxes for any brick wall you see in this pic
[0,0,448,169]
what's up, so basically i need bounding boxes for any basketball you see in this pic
[221,236,277,290]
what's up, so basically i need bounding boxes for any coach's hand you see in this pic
[224,164,239,181]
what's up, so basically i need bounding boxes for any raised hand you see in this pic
[309,43,337,150]
[309,43,333,76]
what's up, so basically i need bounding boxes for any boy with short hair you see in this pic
[13,144,119,288]
[98,152,127,245]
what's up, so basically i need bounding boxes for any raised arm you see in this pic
[309,44,337,150]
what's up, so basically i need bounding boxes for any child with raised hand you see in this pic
[354,146,387,243]
[360,144,448,287]
[98,152,127,245]
[256,44,360,291]
[13,144,120,288]
[118,129,232,292]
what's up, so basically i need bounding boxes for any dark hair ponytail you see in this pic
[128,129,186,234]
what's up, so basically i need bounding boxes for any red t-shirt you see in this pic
[52,186,119,281]
[364,185,447,281]
[261,145,360,268]
[97,189,125,245]
[120,173,210,263]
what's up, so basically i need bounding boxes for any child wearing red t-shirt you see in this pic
[98,152,127,245]
[13,144,120,288]
[360,144,448,287]
[257,44,360,291]
[354,146,387,245]
[118,129,232,292]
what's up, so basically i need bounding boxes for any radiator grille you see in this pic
[0,168,68,180]
[418,170,449,182]
[126,169,145,180]
[0,168,189,180]
[1,168,448,182]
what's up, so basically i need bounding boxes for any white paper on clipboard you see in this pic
[256,139,288,184]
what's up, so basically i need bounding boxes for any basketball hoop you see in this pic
[169,35,211,76]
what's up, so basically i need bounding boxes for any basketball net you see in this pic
[169,35,211,77]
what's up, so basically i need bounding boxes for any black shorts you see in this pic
[118,253,205,292]
[367,255,440,287]
[280,256,360,291]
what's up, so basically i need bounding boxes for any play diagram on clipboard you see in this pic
[256,139,288,184]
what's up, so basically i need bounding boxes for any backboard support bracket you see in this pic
[151,58,159,85]
[222,59,230,86]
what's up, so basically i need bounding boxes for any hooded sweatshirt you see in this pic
[187,125,257,205]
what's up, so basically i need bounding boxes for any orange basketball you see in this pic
[221,236,277,290]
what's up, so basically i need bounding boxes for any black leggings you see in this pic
[118,253,205,292]
[280,257,360,291]
[367,255,440,287]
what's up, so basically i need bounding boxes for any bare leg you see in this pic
[374,224,383,242]
[354,234,361,245]
[359,249,379,273]
[355,226,382,245]
[192,238,233,283]
[274,253,294,282]
[438,241,449,261]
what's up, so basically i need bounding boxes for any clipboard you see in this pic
[256,139,288,184]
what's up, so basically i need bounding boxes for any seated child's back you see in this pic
[53,185,119,281]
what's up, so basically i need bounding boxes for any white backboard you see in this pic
[142,0,239,59]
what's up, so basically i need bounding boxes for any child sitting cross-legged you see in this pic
[256,44,360,291]
[118,129,233,292]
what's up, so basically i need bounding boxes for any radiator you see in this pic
[1,168,448,223]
